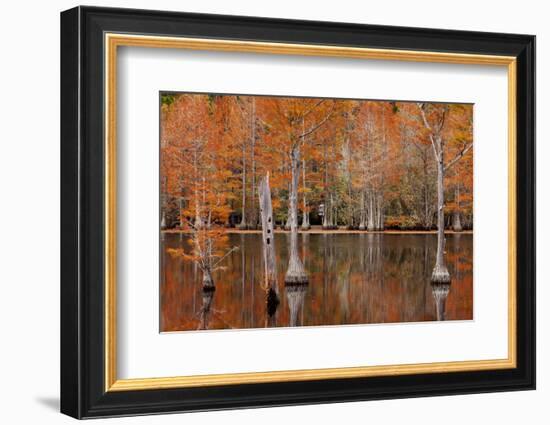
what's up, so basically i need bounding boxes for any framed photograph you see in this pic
[60,6,535,419]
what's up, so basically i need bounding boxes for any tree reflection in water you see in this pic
[430,233,462,322]
[285,283,307,327]
[161,233,473,332]
[431,283,450,321]
[198,287,215,330]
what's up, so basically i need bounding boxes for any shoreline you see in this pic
[162,228,473,235]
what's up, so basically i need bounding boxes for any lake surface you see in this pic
[160,233,473,332]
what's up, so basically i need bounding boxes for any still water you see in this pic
[160,233,473,332]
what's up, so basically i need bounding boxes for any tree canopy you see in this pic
[160,93,473,232]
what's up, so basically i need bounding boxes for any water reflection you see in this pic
[431,283,450,321]
[160,233,473,332]
[198,287,215,330]
[266,287,280,327]
[285,283,307,327]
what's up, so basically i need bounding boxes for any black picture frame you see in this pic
[61,5,535,419]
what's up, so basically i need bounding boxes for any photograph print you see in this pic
[159,93,474,332]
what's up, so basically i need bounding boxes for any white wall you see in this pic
[0,0,545,423]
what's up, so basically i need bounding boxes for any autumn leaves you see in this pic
[161,93,473,307]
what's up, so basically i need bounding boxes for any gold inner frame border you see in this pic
[104,33,517,392]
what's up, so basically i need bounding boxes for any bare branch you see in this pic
[212,246,239,269]
[299,103,335,139]
[417,103,432,131]
[444,142,473,171]
[436,105,448,133]
[417,103,441,162]
[302,99,326,118]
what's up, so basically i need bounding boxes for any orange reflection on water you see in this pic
[160,233,473,332]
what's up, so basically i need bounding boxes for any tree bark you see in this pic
[258,173,280,318]
[322,134,332,230]
[285,146,309,285]
[376,193,383,230]
[417,104,451,284]
[432,136,451,284]
[322,194,332,229]
[377,108,386,231]
[237,136,247,229]
[160,211,167,230]
[452,185,463,232]
[202,267,214,289]
[452,211,462,232]
[249,98,257,229]
[193,150,202,229]
[367,190,375,231]
[333,194,338,228]
[284,179,292,230]
[358,190,366,230]
[178,197,185,229]
[301,158,311,230]
[346,135,354,229]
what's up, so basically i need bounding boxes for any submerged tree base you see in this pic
[284,269,309,285]
[430,264,450,321]
[284,276,309,285]
[431,265,451,284]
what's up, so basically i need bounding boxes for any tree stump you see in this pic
[258,173,280,318]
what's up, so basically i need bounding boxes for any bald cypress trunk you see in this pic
[432,136,451,284]
[375,193,383,231]
[284,180,292,231]
[358,190,366,230]
[258,173,280,320]
[202,267,214,289]
[322,200,330,229]
[333,195,338,229]
[193,151,202,229]
[452,211,462,232]
[301,158,311,230]
[300,117,311,231]
[452,185,463,232]
[322,137,331,230]
[179,197,185,229]
[249,98,257,229]
[367,190,375,231]
[237,137,247,229]
[322,199,329,229]
[285,146,308,285]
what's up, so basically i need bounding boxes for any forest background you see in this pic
[160,93,473,234]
